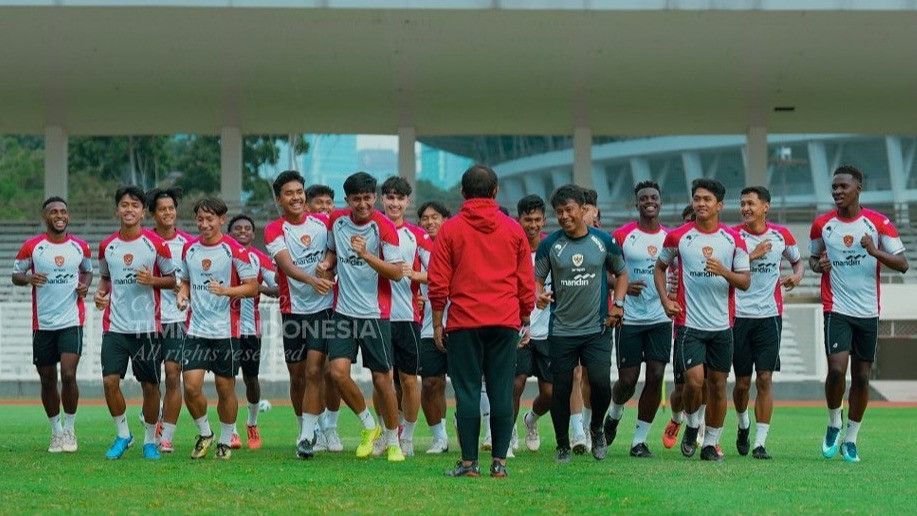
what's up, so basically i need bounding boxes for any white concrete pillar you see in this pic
[885,136,906,206]
[573,127,594,189]
[745,126,768,188]
[221,127,243,209]
[398,126,417,194]
[551,168,572,192]
[523,174,547,200]
[807,141,834,209]
[630,157,652,184]
[591,164,611,202]
[44,126,68,200]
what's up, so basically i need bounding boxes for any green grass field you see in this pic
[1,403,913,514]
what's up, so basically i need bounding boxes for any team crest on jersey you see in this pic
[843,235,854,248]
[202,258,212,271]
[572,253,584,266]
[54,256,65,267]
[702,246,713,259]
[123,253,134,266]
[300,234,312,247]
[647,245,658,258]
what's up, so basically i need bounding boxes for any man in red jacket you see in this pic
[428,165,535,478]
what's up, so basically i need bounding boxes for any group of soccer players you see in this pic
[12,162,907,466]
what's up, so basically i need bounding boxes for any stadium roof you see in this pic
[2,1,917,136]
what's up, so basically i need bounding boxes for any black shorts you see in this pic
[159,322,186,365]
[824,312,879,362]
[548,330,612,374]
[326,313,393,373]
[674,325,732,375]
[615,321,673,370]
[281,309,332,363]
[183,336,240,378]
[732,316,782,377]
[33,326,83,367]
[101,332,160,384]
[391,321,422,376]
[418,337,448,378]
[516,338,552,382]
[239,335,262,378]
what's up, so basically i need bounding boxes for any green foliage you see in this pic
[415,178,464,217]
[0,136,44,219]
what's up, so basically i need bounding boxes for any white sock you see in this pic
[699,404,707,423]
[828,407,843,429]
[219,422,234,446]
[583,407,593,431]
[144,422,158,445]
[609,403,625,421]
[672,411,685,424]
[384,427,399,446]
[357,409,376,430]
[737,410,751,430]
[113,413,130,439]
[318,411,328,432]
[703,426,722,447]
[398,410,405,426]
[524,410,540,426]
[232,423,238,436]
[194,415,212,437]
[299,413,319,442]
[63,413,76,432]
[326,410,340,429]
[248,403,259,427]
[845,420,861,444]
[161,422,177,442]
[754,423,770,448]
[632,419,652,447]
[570,413,585,437]
[480,389,491,436]
[402,420,416,441]
[49,414,63,436]
[431,421,447,441]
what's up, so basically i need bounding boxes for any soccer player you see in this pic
[654,178,750,462]
[264,171,336,459]
[177,197,258,460]
[319,171,406,462]
[379,176,433,457]
[810,165,908,462]
[12,196,92,453]
[513,195,553,453]
[429,165,533,477]
[228,214,279,450]
[95,186,176,460]
[536,184,627,464]
[606,181,672,458]
[731,186,804,459]
[145,187,193,453]
[305,183,344,447]
[661,204,695,449]
[415,201,452,454]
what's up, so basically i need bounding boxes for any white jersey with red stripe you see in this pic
[264,213,333,315]
[734,222,802,318]
[613,223,670,325]
[158,229,193,324]
[659,222,750,331]
[419,237,447,339]
[99,229,175,334]
[529,245,551,341]
[13,234,92,331]
[809,208,905,318]
[327,209,402,319]
[239,246,277,336]
[182,235,256,339]
[390,223,433,323]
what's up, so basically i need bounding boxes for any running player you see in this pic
[536,185,628,463]
[177,197,259,460]
[95,186,176,460]
[653,178,750,462]
[810,165,908,462]
[145,187,193,453]
[513,195,553,453]
[605,181,671,458]
[731,186,804,459]
[228,214,279,450]
[320,171,406,462]
[415,201,452,454]
[12,196,92,453]
[264,171,335,459]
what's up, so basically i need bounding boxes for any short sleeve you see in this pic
[876,216,906,255]
[658,232,679,266]
[732,236,750,272]
[604,237,626,275]
[156,241,176,276]
[79,241,93,272]
[264,221,288,258]
[232,245,257,281]
[378,217,403,264]
[98,241,110,278]
[809,219,826,257]
[534,238,552,281]
[12,241,33,274]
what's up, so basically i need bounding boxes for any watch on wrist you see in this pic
[613,299,624,308]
